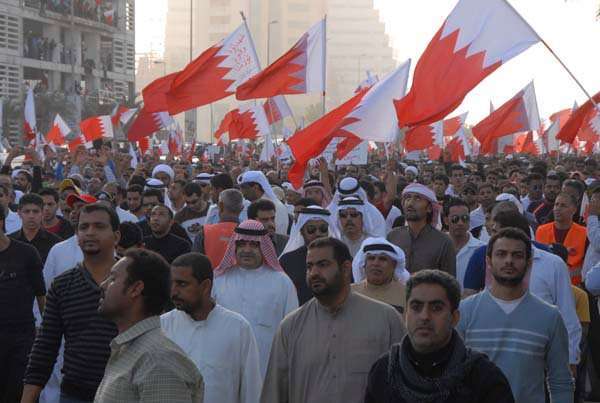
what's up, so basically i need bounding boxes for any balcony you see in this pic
[22,0,120,32]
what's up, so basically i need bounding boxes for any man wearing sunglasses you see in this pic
[443,197,484,290]
[280,206,335,305]
[334,197,382,258]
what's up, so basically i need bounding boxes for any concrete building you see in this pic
[163,0,395,142]
[0,0,135,143]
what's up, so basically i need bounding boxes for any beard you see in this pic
[308,268,344,297]
[492,269,527,286]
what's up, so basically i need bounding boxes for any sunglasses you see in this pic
[305,224,328,235]
[450,214,470,224]
[339,212,361,219]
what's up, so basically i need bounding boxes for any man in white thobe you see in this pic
[161,252,262,403]
[212,220,298,376]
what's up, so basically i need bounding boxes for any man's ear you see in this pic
[342,260,353,281]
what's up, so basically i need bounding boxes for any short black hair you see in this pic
[0,183,11,197]
[18,193,44,210]
[247,199,276,219]
[493,210,531,239]
[450,164,465,174]
[123,249,171,316]
[172,252,213,284]
[294,197,318,207]
[487,227,532,261]
[562,179,585,199]
[525,173,544,184]
[546,173,561,183]
[406,269,461,312]
[373,181,386,194]
[127,184,144,195]
[359,180,375,200]
[79,203,120,231]
[142,189,164,203]
[151,203,174,219]
[307,237,352,267]
[211,173,233,190]
[443,197,469,217]
[38,187,59,202]
[433,174,449,186]
[477,182,494,193]
[127,174,147,188]
[118,222,144,249]
[183,182,203,197]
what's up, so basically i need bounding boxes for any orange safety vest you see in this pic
[203,222,237,269]
[535,222,587,285]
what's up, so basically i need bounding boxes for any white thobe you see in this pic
[116,206,139,223]
[455,233,485,290]
[161,306,262,403]
[5,209,22,234]
[384,205,402,233]
[37,235,83,403]
[529,247,581,365]
[213,266,298,376]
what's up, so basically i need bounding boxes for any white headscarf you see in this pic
[152,164,174,181]
[352,237,409,284]
[144,178,165,190]
[496,193,524,214]
[194,173,214,184]
[328,177,386,235]
[280,205,339,256]
[333,196,385,238]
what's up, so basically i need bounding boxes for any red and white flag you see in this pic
[143,73,178,113]
[394,0,539,128]
[263,96,293,124]
[214,103,271,144]
[24,88,37,141]
[111,105,137,126]
[260,132,276,162]
[515,131,544,155]
[138,135,150,155]
[236,19,325,100]
[556,93,600,144]
[103,8,115,25]
[46,114,71,145]
[286,60,410,187]
[405,112,467,153]
[445,129,471,162]
[80,115,114,142]
[127,108,172,142]
[167,24,261,115]
[355,70,379,93]
[472,81,540,154]
[544,106,573,153]
[168,126,184,156]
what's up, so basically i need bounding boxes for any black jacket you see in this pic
[364,334,514,403]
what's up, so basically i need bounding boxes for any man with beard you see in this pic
[168,179,187,213]
[533,173,562,224]
[280,205,336,305]
[126,184,144,221]
[95,249,203,402]
[247,199,289,256]
[260,237,405,403]
[333,197,382,257]
[137,189,189,240]
[457,228,573,403]
[388,183,456,276]
[144,204,191,264]
[22,204,120,403]
[39,188,74,239]
[212,220,298,376]
[365,270,514,403]
[522,173,545,213]
[161,253,262,403]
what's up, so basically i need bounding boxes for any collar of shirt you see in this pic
[175,305,220,328]
[316,290,356,317]
[112,316,161,349]
[409,223,433,240]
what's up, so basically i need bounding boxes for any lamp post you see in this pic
[267,19,278,64]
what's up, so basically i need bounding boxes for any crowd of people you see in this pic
[0,140,599,403]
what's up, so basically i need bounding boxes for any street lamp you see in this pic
[267,20,278,64]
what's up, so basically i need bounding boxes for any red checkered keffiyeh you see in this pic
[214,220,284,277]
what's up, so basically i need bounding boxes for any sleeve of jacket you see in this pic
[474,358,516,403]
[546,310,576,402]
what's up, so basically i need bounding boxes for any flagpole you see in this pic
[321,15,327,117]
[502,0,598,109]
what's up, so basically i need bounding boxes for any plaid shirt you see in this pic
[94,316,204,403]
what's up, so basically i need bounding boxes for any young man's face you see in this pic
[486,237,530,286]
[41,195,59,222]
[19,203,43,231]
[406,283,459,354]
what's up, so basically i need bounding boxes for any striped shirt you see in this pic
[24,264,118,401]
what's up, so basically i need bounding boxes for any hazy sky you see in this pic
[136,0,600,125]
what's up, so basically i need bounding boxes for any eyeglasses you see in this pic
[339,212,361,219]
[450,214,470,224]
[305,224,328,235]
